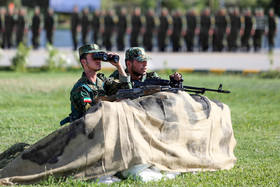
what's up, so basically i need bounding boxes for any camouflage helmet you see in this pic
[79,43,103,57]
[125,47,151,62]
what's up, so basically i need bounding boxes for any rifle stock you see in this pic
[93,95,117,103]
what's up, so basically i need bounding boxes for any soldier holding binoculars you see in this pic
[67,43,131,123]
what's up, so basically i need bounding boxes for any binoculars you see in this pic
[92,52,119,63]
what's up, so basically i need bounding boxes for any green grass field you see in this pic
[0,71,279,186]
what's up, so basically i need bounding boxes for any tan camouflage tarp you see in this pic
[0,91,236,184]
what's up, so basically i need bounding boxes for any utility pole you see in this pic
[156,0,162,16]
[220,0,225,8]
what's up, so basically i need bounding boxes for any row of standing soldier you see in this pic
[0,7,56,49]
[72,6,278,53]
[0,6,277,52]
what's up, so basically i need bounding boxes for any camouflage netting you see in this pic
[0,91,236,185]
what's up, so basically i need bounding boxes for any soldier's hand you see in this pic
[170,72,183,88]
[107,53,126,77]
[107,53,121,67]
[170,72,183,81]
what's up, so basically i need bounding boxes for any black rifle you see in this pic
[115,85,184,100]
[133,78,230,95]
[81,78,230,110]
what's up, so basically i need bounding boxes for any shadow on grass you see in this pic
[0,143,30,169]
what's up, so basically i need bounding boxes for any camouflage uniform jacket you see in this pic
[110,69,159,87]
[70,72,131,121]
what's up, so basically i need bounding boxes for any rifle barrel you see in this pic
[183,85,230,94]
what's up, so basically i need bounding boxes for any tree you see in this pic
[21,0,49,8]
[162,0,185,10]
[141,0,157,12]
[270,0,280,16]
